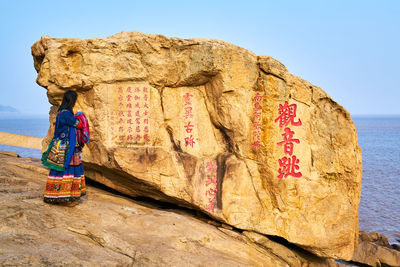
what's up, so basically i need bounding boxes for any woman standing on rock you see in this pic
[41,90,90,207]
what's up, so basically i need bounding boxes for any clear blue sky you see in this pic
[1,0,399,115]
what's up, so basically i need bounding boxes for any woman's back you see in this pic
[42,90,86,207]
[53,109,79,140]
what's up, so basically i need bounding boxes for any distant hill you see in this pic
[0,105,18,113]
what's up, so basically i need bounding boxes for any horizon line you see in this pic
[0,112,399,118]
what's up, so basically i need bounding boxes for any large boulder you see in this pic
[32,31,362,260]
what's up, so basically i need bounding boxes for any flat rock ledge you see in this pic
[0,151,348,266]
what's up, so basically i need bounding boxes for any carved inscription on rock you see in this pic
[274,101,302,179]
[107,85,151,147]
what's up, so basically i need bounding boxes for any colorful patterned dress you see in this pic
[43,109,86,203]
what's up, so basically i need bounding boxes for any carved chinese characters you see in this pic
[274,101,302,179]
[108,85,150,146]
[162,87,224,157]
[183,92,196,149]
[252,93,263,148]
[205,160,218,213]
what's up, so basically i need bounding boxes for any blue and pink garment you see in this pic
[74,111,90,149]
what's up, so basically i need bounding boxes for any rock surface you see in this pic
[0,131,42,150]
[351,231,400,267]
[0,151,341,266]
[32,31,362,260]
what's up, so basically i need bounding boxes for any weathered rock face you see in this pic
[0,151,340,266]
[32,31,362,260]
[351,231,400,266]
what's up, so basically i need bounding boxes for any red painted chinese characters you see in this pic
[252,93,263,148]
[205,160,218,213]
[109,86,150,145]
[183,92,195,148]
[274,101,302,179]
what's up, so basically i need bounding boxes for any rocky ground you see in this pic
[0,151,399,266]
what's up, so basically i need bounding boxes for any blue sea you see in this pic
[0,115,49,158]
[354,116,400,245]
[0,115,399,245]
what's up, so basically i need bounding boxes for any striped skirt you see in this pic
[43,147,86,203]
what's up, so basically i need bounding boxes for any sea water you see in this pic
[0,116,49,158]
[354,116,400,245]
[0,115,398,244]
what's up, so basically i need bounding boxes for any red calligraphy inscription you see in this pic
[206,188,217,197]
[184,121,194,133]
[206,176,217,187]
[278,155,302,179]
[183,92,196,148]
[274,101,302,128]
[252,93,263,148]
[274,101,302,179]
[184,107,193,119]
[205,160,218,213]
[183,93,193,106]
[109,85,151,145]
[206,160,217,173]
[185,135,195,148]
[276,128,300,156]
[206,201,217,213]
